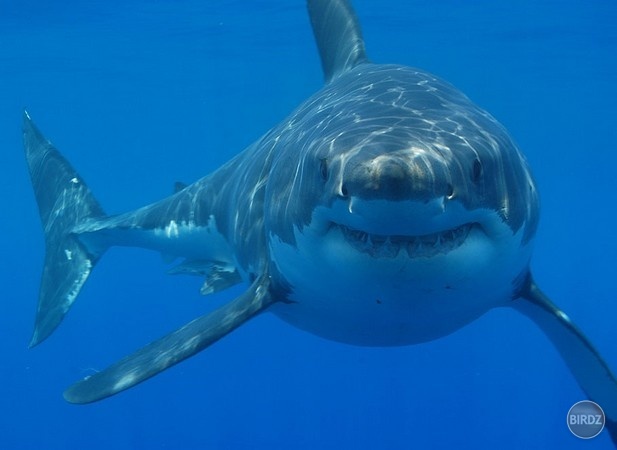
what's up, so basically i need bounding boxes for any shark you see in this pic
[24,0,616,442]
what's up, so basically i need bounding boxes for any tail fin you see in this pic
[23,111,107,347]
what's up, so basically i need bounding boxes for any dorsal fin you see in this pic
[173,181,188,193]
[307,0,369,83]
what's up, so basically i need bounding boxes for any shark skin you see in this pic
[23,0,616,443]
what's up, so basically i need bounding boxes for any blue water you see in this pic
[1,0,616,448]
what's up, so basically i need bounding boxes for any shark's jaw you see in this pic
[269,197,534,346]
[336,221,476,259]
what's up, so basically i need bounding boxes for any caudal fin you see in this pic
[24,111,107,347]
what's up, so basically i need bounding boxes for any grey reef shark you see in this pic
[24,0,616,443]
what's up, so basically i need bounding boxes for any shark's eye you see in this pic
[319,158,329,181]
[471,158,483,183]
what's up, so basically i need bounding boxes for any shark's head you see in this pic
[265,65,540,345]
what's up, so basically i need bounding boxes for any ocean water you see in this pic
[1,0,616,448]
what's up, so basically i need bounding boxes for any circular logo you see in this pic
[567,400,605,439]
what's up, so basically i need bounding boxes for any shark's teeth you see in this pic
[339,223,474,258]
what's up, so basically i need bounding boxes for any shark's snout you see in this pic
[340,151,452,202]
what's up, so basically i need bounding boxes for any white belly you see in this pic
[269,223,532,346]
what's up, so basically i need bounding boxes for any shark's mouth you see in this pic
[337,222,476,258]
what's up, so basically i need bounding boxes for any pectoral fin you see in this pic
[512,276,617,444]
[64,275,275,404]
